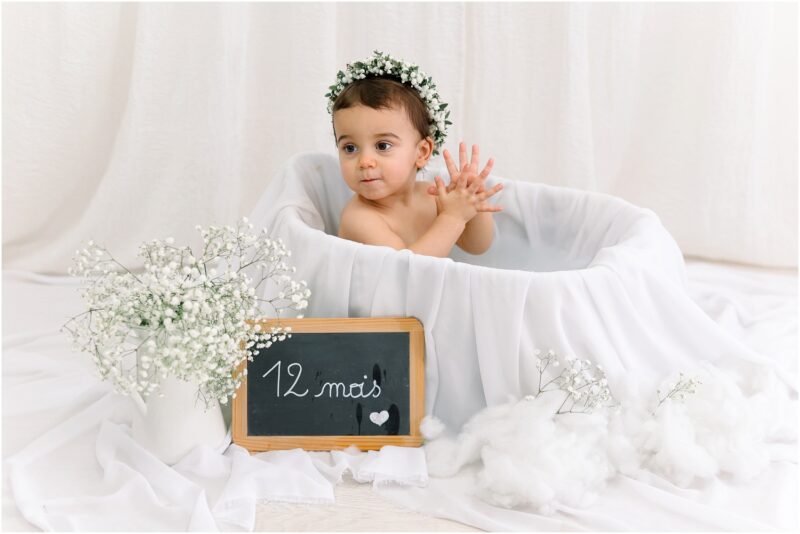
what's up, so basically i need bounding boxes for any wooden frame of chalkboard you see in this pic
[232,317,425,451]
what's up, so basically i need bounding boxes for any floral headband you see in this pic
[325,50,451,156]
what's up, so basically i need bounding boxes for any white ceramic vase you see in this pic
[129,375,228,465]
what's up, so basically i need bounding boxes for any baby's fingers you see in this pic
[459,142,468,171]
[476,202,504,213]
[435,175,448,196]
[479,158,495,180]
[443,149,458,180]
[470,144,480,173]
[467,175,482,194]
[456,170,468,190]
[478,182,504,200]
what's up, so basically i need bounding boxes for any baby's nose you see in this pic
[358,156,376,168]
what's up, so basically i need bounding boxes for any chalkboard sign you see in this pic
[232,317,425,451]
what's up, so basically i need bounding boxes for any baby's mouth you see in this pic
[360,177,381,183]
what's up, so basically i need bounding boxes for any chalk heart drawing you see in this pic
[369,410,389,426]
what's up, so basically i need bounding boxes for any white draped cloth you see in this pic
[3,152,797,530]
[3,263,797,530]
[248,153,796,430]
[246,152,798,529]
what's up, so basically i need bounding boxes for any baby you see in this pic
[326,52,504,258]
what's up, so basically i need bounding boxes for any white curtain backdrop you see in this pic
[3,1,797,272]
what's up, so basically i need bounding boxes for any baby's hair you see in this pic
[331,76,432,145]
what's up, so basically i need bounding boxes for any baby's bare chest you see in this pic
[382,196,438,246]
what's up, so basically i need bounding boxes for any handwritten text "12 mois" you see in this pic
[261,360,382,399]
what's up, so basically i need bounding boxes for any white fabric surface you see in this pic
[373,260,800,532]
[2,257,797,530]
[3,2,796,272]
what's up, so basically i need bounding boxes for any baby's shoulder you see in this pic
[338,196,384,236]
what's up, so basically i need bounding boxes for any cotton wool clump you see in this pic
[727,359,797,442]
[475,398,615,512]
[623,361,795,487]
[420,415,446,440]
[425,402,519,478]
[633,401,721,487]
[605,406,646,477]
[424,359,794,512]
[425,394,617,514]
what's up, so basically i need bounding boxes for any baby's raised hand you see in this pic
[427,142,503,207]
[433,165,503,224]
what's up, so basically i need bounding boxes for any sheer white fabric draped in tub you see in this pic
[248,152,796,432]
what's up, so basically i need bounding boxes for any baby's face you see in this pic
[333,104,426,201]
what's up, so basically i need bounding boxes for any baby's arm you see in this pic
[339,207,465,258]
[340,174,497,258]
[457,212,495,255]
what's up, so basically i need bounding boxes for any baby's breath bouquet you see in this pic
[63,217,310,409]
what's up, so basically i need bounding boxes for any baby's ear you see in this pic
[416,136,435,169]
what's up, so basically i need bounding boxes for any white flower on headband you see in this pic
[325,50,451,156]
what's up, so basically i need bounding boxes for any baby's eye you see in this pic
[376,141,392,151]
[342,144,357,154]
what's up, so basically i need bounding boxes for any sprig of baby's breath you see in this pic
[652,372,702,415]
[527,349,701,418]
[62,217,311,409]
[528,349,618,415]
